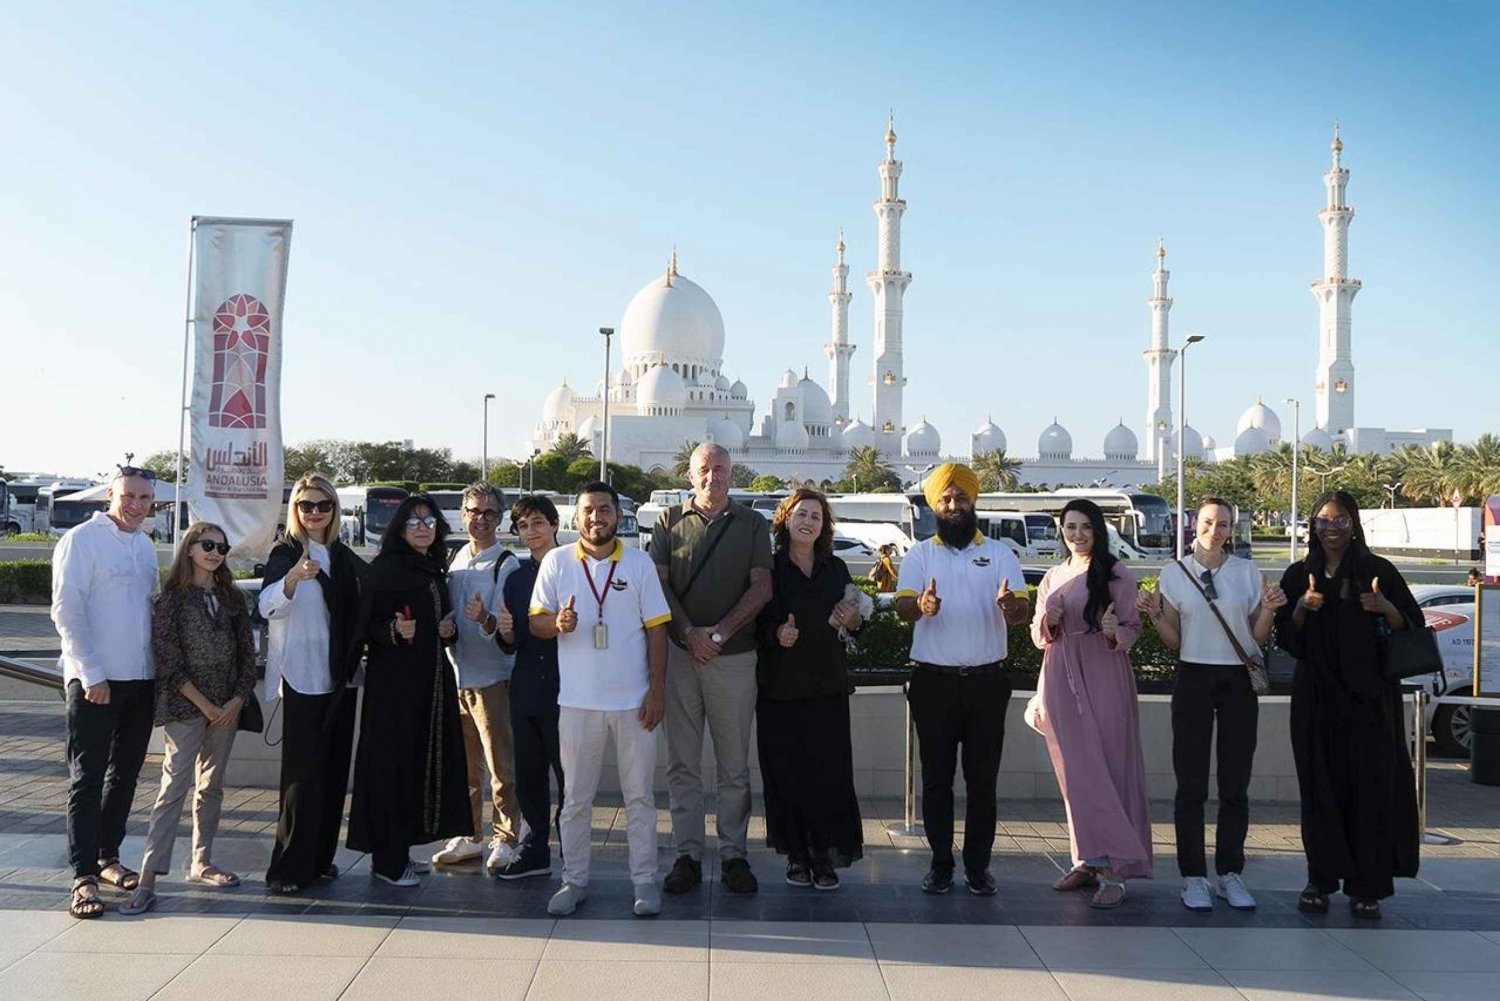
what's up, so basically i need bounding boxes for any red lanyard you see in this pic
[580,556,619,618]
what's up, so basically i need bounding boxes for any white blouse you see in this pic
[258,540,334,697]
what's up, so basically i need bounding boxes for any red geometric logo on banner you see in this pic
[208,293,271,429]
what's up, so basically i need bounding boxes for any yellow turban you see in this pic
[923,463,979,509]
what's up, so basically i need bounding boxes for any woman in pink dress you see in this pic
[1030,498,1153,908]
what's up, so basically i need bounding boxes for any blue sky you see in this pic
[2,1,1496,478]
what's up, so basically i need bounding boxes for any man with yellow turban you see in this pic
[895,462,1030,896]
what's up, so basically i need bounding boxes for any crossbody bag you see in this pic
[1173,560,1270,696]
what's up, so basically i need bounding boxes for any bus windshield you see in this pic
[1128,493,1173,550]
[909,497,936,541]
[1024,514,1057,543]
[366,488,406,536]
[52,500,104,531]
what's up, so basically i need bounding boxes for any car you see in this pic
[1410,584,1482,757]
[831,535,875,559]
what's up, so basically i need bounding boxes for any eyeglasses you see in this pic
[406,516,438,529]
[1314,516,1352,531]
[296,500,336,514]
[1199,568,1218,601]
[196,539,231,556]
[117,465,158,482]
[463,508,500,521]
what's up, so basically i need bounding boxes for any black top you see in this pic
[755,550,856,702]
[500,556,560,714]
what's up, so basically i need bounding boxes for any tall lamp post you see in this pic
[1283,397,1300,562]
[527,448,541,493]
[599,327,614,482]
[481,392,495,481]
[1175,334,1205,559]
[1383,480,1403,509]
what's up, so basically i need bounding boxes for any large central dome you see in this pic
[620,264,726,367]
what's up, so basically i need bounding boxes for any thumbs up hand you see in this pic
[919,577,942,618]
[393,608,417,643]
[777,614,799,648]
[464,593,487,623]
[1359,576,1395,615]
[1101,602,1119,639]
[1045,597,1065,628]
[1136,588,1163,618]
[497,601,515,640]
[557,595,578,634]
[1300,574,1324,612]
[438,609,457,640]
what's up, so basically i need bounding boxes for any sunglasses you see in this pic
[196,539,231,556]
[296,499,336,514]
[1199,568,1219,602]
[117,465,158,482]
[1314,516,1352,531]
[406,515,438,529]
[463,508,501,521]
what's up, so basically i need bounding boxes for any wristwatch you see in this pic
[710,630,725,644]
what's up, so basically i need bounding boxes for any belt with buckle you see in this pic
[917,661,1003,677]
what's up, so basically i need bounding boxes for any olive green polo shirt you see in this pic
[651,499,772,654]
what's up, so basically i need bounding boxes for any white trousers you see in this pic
[558,706,659,887]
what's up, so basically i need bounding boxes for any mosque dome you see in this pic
[777,418,809,450]
[1302,425,1334,451]
[1236,398,1282,444]
[1202,434,1217,450]
[619,267,726,365]
[797,377,833,425]
[542,381,575,422]
[971,418,1006,457]
[1103,421,1139,461]
[635,364,687,412]
[574,416,598,452]
[714,374,730,392]
[613,368,633,386]
[778,368,798,390]
[1233,425,1272,457]
[1176,424,1204,461]
[906,419,941,456]
[842,418,875,450]
[730,378,748,400]
[1038,421,1073,460]
[706,416,744,451]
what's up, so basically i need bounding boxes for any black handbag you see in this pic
[1380,615,1443,681]
[237,696,265,733]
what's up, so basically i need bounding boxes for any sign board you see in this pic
[1478,585,1500,698]
[1487,533,1500,580]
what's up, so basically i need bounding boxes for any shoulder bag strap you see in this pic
[1172,560,1258,669]
[676,509,734,600]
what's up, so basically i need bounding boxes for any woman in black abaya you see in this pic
[1274,490,1420,919]
[348,494,470,886]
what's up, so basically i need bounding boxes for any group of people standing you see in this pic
[53,457,1421,922]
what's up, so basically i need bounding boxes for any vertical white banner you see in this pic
[186,217,292,558]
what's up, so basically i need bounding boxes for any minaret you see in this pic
[1311,123,1360,435]
[1142,239,1177,465]
[823,232,855,425]
[867,114,912,457]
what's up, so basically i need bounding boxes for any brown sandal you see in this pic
[69,877,104,919]
[1053,866,1100,892]
[1090,877,1127,909]
[98,860,140,891]
[189,865,241,887]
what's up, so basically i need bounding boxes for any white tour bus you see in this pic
[822,493,936,555]
[39,480,103,536]
[335,485,409,545]
[976,489,1174,557]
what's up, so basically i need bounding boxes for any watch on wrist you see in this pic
[710,630,725,644]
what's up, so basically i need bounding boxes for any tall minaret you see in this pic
[823,232,855,425]
[1142,239,1177,464]
[1311,123,1360,436]
[867,115,912,457]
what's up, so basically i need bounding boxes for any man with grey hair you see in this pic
[432,482,522,871]
[653,443,772,894]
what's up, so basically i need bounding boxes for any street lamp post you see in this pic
[527,448,541,493]
[1383,480,1403,509]
[1175,334,1205,559]
[599,327,614,482]
[481,393,495,480]
[1283,397,1300,562]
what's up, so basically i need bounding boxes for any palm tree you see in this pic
[1397,441,1462,505]
[548,433,590,465]
[971,449,1022,491]
[1458,433,1500,500]
[671,440,701,480]
[841,446,901,492]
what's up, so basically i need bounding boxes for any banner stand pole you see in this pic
[172,217,199,548]
[1412,687,1461,847]
[886,684,924,837]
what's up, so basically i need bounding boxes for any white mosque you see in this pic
[529,122,1449,487]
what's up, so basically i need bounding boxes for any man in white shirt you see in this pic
[52,467,159,917]
[432,482,523,871]
[894,463,1030,898]
[530,481,671,918]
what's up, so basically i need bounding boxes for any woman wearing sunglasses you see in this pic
[120,523,258,914]
[347,494,471,886]
[258,473,368,895]
[1274,490,1421,920]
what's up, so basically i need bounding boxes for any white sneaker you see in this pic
[1217,872,1257,911]
[633,882,662,917]
[486,838,519,871]
[431,837,483,866]
[407,857,433,875]
[374,863,420,888]
[547,881,588,916]
[1180,876,1213,912]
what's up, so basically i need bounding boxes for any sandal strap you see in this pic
[72,875,98,890]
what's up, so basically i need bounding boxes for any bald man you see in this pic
[894,463,1030,896]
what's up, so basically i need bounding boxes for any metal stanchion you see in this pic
[1412,687,1461,847]
[886,686,924,837]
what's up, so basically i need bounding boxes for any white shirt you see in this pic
[1157,552,1264,666]
[52,512,158,688]
[446,540,519,689]
[530,539,672,712]
[895,532,1028,667]
[258,540,334,697]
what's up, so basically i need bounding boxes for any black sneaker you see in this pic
[721,858,759,894]
[921,865,954,895]
[785,863,812,888]
[965,868,997,896]
[811,863,840,891]
[496,853,551,881]
[663,855,702,894]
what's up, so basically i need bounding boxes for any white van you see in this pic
[826,493,929,555]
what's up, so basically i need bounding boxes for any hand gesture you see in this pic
[777,614,799,648]
[830,599,860,629]
[1300,574,1324,612]
[918,578,942,617]
[1359,576,1394,616]
[557,595,578,635]
[393,608,417,642]
[438,610,457,640]
[1136,589,1162,618]
[996,579,1016,611]
[295,557,320,582]
[1045,598,1065,629]
[1101,602,1120,639]
[1260,572,1288,611]
[497,601,515,639]
[464,593,487,623]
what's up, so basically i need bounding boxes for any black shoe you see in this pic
[663,856,702,895]
[721,858,759,894]
[965,868,997,896]
[496,853,551,881]
[318,863,340,882]
[921,865,954,895]
[785,863,812,888]
[1297,883,1329,915]
[811,862,840,891]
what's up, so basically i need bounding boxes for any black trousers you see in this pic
[66,679,155,880]
[266,686,357,887]
[510,701,564,861]
[906,667,1012,873]
[1172,662,1258,877]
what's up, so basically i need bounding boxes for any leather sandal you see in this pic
[188,865,241,887]
[1052,866,1099,892]
[1089,877,1127,909]
[1297,884,1329,914]
[1349,897,1382,920]
[98,859,140,891]
[69,877,104,919]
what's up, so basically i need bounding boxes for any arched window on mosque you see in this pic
[783,402,796,422]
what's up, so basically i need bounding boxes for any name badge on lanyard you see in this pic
[582,555,618,651]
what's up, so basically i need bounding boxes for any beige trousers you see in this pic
[140,716,238,875]
[458,681,520,843]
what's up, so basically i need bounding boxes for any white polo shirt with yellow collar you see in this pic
[529,538,673,712]
[895,531,1027,668]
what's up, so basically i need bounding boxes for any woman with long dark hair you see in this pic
[755,489,866,890]
[1274,490,1420,919]
[259,474,367,896]
[1030,498,1152,908]
[347,493,471,886]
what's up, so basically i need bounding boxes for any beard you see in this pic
[583,522,617,547]
[935,507,978,548]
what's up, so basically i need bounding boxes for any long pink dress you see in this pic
[1030,561,1154,879]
